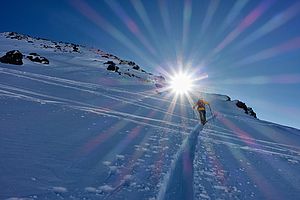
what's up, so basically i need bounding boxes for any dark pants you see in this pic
[198,110,206,125]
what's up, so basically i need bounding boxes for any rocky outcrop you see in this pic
[236,100,257,118]
[153,75,166,88]
[0,50,23,65]
[104,61,119,72]
[132,65,140,70]
[27,53,49,64]
[6,32,29,41]
[119,59,141,71]
[4,32,81,53]
[1,32,156,82]
[0,50,50,65]
[107,64,119,72]
[225,95,231,101]
[104,61,115,65]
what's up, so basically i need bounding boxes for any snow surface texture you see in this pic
[0,32,300,200]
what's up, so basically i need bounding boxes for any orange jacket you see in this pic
[193,99,209,111]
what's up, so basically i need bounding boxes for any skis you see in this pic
[200,114,215,125]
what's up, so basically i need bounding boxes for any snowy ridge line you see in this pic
[199,134,300,161]
[218,112,299,132]
[157,123,203,200]
[257,119,300,131]
[206,123,300,152]
[0,67,195,119]
[208,117,300,149]
[205,128,300,155]
[219,112,300,131]
[215,112,300,135]
[0,83,193,133]
[209,130,300,155]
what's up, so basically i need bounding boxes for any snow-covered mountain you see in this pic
[0,32,299,200]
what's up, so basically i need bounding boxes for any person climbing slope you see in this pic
[193,98,210,125]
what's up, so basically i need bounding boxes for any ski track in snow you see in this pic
[1,75,300,199]
[2,79,297,162]
[0,84,192,133]
[0,67,190,109]
[157,124,202,200]
[0,63,196,199]
[0,67,195,125]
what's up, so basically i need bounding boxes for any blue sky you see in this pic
[1,0,300,129]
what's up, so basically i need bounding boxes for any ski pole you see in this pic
[193,108,197,120]
[209,105,213,118]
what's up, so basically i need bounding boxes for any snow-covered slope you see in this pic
[0,32,299,200]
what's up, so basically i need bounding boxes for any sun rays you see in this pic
[67,0,300,116]
[69,0,298,115]
[65,0,300,196]
[68,0,300,76]
[169,72,194,95]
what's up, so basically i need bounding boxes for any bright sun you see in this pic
[169,72,194,95]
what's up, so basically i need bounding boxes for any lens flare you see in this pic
[169,72,194,95]
[214,0,275,54]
